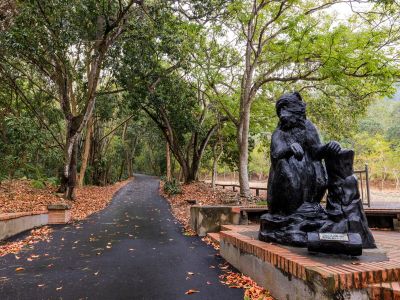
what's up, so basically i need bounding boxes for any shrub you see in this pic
[163,178,182,195]
[46,177,60,186]
[31,179,46,189]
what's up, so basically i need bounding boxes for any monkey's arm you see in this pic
[270,131,293,161]
[307,121,341,159]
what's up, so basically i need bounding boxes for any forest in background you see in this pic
[200,92,400,188]
[1,0,400,199]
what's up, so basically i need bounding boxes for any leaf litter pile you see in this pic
[0,178,131,257]
[0,226,52,257]
[162,182,272,299]
[220,270,273,300]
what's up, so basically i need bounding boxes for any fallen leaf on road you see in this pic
[187,272,194,276]
[183,230,196,236]
[185,289,199,295]
[0,226,53,257]
[15,267,24,272]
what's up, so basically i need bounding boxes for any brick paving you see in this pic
[219,224,400,299]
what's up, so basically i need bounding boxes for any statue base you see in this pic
[307,232,362,256]
[259,199,376,254]
[221,225,394,300]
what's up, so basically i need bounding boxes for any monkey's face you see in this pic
[278,103,306,130]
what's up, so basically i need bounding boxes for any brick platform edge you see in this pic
[219,225,400,300]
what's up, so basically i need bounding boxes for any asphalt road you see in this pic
[0,175,243,300]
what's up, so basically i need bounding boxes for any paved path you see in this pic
[0,175,243,300]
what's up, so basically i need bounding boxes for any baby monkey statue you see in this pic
[259,92,375,256]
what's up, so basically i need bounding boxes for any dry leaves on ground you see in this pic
[0,180,60,214]
[0,178,131,257]
[70,179,130,220]
[0,179,131,219]
[185,289,200,295]
[220,271,273,300]
[201,236,220,250]
[0,226,53,257]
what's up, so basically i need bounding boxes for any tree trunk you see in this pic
[118,158,125,181]
[61,130,79,200]
[78,116,93,187]
[166,141,171,180]
[236,3,257,198]
[212,158,217,189]
[186,162,199,183]
[127,136,138,177]
[66,139,78,199]
[237,104,251,197]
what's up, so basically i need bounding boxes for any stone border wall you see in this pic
[0,212,48,240]
[0,206,71,241]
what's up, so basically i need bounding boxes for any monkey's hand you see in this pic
[325,141,341,155]
[290,143,304,161]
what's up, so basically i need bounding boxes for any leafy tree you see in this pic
[0,0,140,198]
[117,3,225,182]
[211,0,400,196]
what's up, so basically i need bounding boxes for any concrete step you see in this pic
[206,232,220,245]
[368,281,400,300]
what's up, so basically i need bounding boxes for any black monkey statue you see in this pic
[259,92,376,251]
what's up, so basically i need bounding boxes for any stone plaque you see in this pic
[319,233,349,242]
